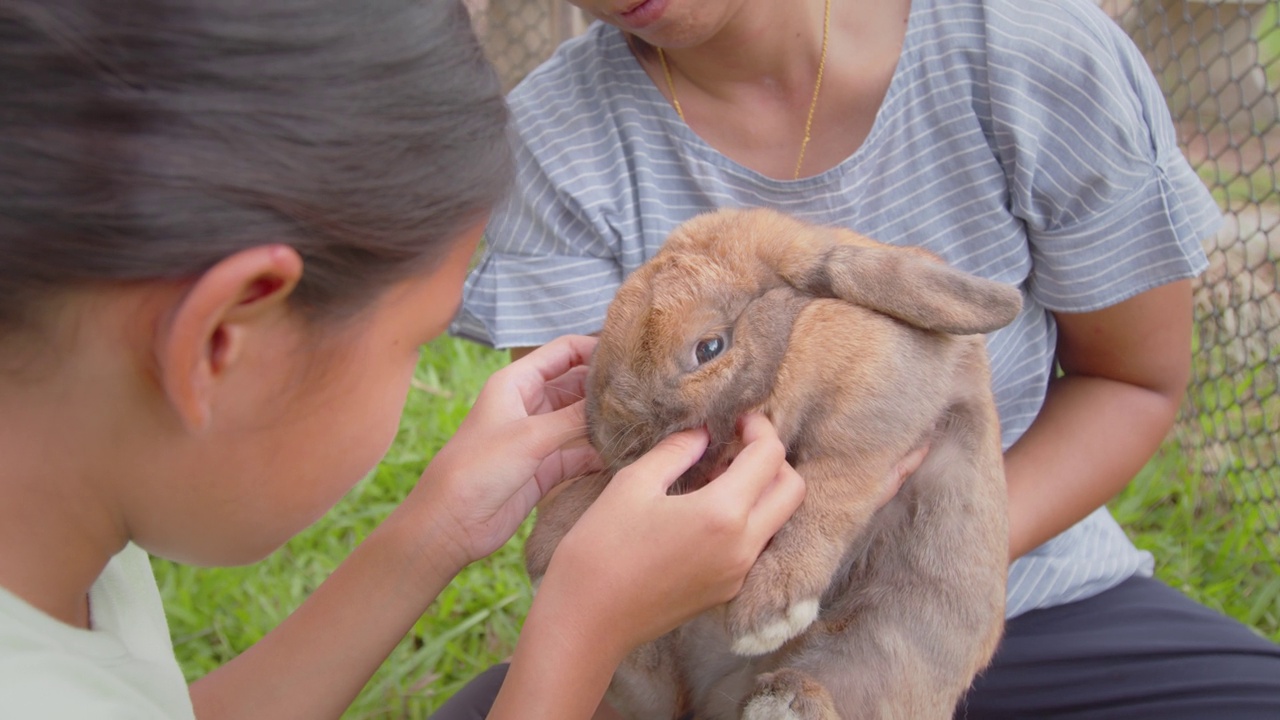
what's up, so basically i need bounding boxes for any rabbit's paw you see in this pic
[726,527,828,655]
[742,669,838,720]
[729,598,819,656]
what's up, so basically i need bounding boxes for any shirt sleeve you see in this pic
[985,0,1219,313]
[450,133,624,347]
[451,40,630,349]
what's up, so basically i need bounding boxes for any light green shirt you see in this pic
[0,543,195,719]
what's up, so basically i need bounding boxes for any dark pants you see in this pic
[430,663,510,720]
[430,577,1280,719]
[955,576,1280,719]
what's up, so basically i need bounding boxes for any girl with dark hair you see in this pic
[0,1,805,717]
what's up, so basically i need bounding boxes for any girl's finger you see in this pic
[736,412,779,448]
[744,464,806,545]
[509,335,597,408]
[541,364,590,413]
[533,443,605,496]
[705,415,788,502]
[512,400,592,464]
[618,427,710,493]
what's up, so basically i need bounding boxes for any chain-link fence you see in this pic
[466,0,586,91]
[471,2,1280,559]
[1100,0,1279,562]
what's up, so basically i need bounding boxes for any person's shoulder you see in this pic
[0,603,154,720]
[0,614,191,720]
[506,23,628,115]
[502,23,656,165]
[975,0,1130,57]
[960,0,1155,109]
[0,650,172,719]
[908,0,1128,82]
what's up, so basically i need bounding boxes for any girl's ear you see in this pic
[155,245,304,432]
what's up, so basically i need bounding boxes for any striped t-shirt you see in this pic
[453,0,1220,618]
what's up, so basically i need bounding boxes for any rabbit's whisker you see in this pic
[598,420,650,465]
[554,388,586,402]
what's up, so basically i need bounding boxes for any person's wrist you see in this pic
[376,500,473,592]
[495,573,627,720]
[534,551,636,667]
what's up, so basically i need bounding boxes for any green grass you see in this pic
[156,336,1280,718]
[1261,2,1279,91]
[1200,162,1278,207]
[1109,446,1280,643]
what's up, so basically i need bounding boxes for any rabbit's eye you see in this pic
[695,335,726,365]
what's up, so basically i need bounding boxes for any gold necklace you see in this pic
[657,0,832,180]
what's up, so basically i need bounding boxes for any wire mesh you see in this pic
[473,2,1280,558]
[466,0,587,92]
[1101,0,1279,560]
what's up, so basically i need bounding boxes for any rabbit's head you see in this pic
[585,208,1022,489]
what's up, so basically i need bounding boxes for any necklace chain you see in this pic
[657,0,832,180]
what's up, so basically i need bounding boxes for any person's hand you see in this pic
[403,334,604,568]
[531,413,807,661]
[881,443,928,507]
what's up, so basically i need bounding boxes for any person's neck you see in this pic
[0,371,132,629]
[661,0,831,102]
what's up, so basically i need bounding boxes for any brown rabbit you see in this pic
[525,207,1021,720]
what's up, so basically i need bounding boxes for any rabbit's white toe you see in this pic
[731,599,819,656]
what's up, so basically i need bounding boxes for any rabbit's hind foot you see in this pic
[741,669,838,720]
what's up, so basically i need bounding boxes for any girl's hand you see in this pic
[532,413,807,660]
[405,334,604,568]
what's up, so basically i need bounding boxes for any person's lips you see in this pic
[618,0,667,29]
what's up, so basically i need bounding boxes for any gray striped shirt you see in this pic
[453,0,1219,618]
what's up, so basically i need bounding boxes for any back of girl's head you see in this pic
[0,0,511,340]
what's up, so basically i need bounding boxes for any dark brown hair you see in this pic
[0,0,512,339]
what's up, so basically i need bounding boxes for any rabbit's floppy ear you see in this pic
[776,227,1023,335]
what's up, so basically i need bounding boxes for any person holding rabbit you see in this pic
[449,0,1280,717]
[0,1,812,719]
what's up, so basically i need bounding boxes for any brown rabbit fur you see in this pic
[525,208,1021,720]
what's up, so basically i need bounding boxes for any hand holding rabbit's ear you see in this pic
[402,335,604,568]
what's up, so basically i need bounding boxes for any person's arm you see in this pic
[488,414,807,720]
[1002,279,1193,560]
[188,505,470,719]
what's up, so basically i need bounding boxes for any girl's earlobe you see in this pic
[154,245,304,432]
